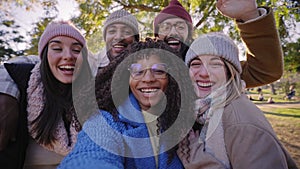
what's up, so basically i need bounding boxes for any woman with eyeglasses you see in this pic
[58,38,196,169]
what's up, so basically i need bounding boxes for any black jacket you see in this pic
[0,63,34,169]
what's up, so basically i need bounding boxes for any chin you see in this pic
[197,93,210,98]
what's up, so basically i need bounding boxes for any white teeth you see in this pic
[141,88,158,93]
[114,45,125,48]
[197,82,212,87]
[59,65,75,70]
[168,40,180,44]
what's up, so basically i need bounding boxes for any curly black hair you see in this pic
[95,38,196,163]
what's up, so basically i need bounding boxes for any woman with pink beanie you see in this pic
[0,20,93,169]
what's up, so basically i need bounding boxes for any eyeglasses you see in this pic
[128,63,168,80]
[158,21,187,34]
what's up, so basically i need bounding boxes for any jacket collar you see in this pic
[117,93,146,127]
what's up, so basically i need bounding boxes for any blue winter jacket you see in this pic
[58,94,184,169]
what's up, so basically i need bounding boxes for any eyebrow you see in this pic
[49,40,82,46]
[107,24,131,29]
[210,57,222,61]
[49,40,61,44]
[191,57,201,61]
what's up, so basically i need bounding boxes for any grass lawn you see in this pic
[259,107,300,167]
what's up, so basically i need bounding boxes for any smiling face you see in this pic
[157,17,189,52]
[47,36,83,84]
[105,23,135,58]
[129,55,169,111]
[189,55,227,98]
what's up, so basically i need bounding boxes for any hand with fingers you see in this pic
[216,0,260,22]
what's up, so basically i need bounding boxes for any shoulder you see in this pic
[222,95,272,129]
[4,63,35,89]
[7,55,40,64]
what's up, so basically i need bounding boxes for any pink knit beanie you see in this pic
[153,0,193,35]
[38,20,86,58]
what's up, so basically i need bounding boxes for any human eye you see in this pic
[136,70,145,75]
[152,68,166,75]
[50,45,62,52]
[152,64,168,75]
[107,28,116,34]
[123,29,133,36]
[129,64,144,77]
[210,61,224,68]
[190,59,202,68]
[72,45,82,54]
[176,23,186,30]
[159,23,171,32]
[52,48,62,51]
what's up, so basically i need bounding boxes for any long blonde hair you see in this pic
[205,59,244,111]
[223,60,244,105]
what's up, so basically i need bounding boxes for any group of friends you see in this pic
[0,0,298,168]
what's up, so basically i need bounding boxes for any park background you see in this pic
[1,0,300,167]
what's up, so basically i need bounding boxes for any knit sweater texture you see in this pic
[58,94,183,169]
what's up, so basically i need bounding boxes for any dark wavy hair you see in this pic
[31,45,93,147]
[95,38,196,163]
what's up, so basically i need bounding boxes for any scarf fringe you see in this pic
[27,63,78,155]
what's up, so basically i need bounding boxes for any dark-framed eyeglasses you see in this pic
[158,21,187,34]
[128,63,169,80]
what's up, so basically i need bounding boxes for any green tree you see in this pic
[283,38,300,73]
[72,0,299,52]
[0,16,25,62]
[25,1,58,55]
[1,0,299,55]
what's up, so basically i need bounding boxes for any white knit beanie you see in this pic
[102,9,139,41]
[185,32,242,74]
[38,20,86,58]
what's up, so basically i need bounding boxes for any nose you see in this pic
[114,29,124,41]
[197,65,209,77]
[62,48,75,60]
[168,26,179,36]
[141,69,155,82]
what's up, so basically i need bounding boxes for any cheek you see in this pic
[75,54,83,66]
[157,33,166,40]
[183,32,189,40]
[189,70,196,81]
[160,79,169,92]
[74,54,83,75]
[105,33,113,43]
[47,51,58,68]
[214,68,227,86]
[129,77,136,92]
[124,36,134,43]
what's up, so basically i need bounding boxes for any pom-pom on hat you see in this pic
[103,9,139,41]
[153,0,193,35]
[185,32,242,74]
[38,20,86,58]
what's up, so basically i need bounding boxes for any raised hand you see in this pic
[216,0,260,22]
